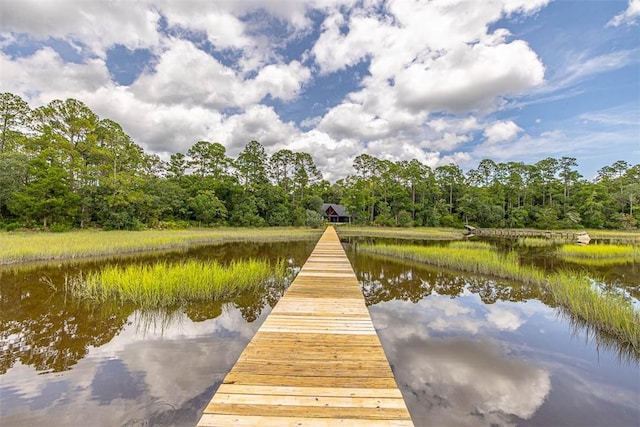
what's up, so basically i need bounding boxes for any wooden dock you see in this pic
[197,226,414,426]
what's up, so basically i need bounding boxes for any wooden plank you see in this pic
[203,403,411,419]
[222,373,400,389]
[198,414,414,427]
[196,226,413,426]
[208,394,408,409]
[215,385,404,398]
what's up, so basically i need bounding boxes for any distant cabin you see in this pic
[322,203,351,223]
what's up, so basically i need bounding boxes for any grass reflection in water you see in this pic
[357,241,640,355]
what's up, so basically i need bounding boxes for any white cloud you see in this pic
[0,48,111,101]
[312,0,547,114]
[216,104,300,154]
[0,0,161,56]
[318,102,391,141]
[0,0,561,180]
[439,151,473,167]
[83,86,224,154]
[607,0,640,27]
[130,39,311,109]
[252,61,312,102]
[289,129,362,181]
[395,40,544,113]
[483,120,523,144]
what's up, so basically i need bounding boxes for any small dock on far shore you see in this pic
[197,226,414,426]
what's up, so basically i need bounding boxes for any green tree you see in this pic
[435,163,464,215]
[9,155,79,228]
[0,92,31,153]
[236,140,268,190]
[187,141,230,178]
[0,152,29,220]
[189,190,227,226]
[270,149,296,197]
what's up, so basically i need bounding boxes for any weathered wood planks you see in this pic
[197,226,414,426]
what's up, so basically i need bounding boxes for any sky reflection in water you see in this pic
[1,239,639,426]
[1,306,265,426]
[356,254,640,427]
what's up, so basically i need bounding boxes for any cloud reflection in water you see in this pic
[372,297,551,427]
[0,305,264,426]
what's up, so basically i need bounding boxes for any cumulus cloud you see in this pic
[0,0,560,180]
[396,40,544,113]
[483,120,523,144]
[312,0,546,114]
[0,48,112,102]
[607,0,640,27]
[130,39,311,109]
[0,0,161,55]
[215,104,300,154]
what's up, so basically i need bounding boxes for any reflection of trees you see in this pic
[0,240,315,373]
[183,301,223,323]
[351,250,638,361]
[0,267,133,374]
[351,252,545,306]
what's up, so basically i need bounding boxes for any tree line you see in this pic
[1,92,638,230]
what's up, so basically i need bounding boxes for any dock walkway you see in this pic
[197,226,413,426]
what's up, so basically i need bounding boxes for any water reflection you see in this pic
[351,250,640,427]
[352,251,547,306]
[1,308,262,426]
[0,240,312,375]
[1,239,315,426]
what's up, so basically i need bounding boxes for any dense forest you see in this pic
[1,92,638,231]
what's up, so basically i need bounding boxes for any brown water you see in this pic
[1,237,639,426]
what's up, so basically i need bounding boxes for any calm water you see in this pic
[0,240,316,426]
[347,245,640,427]
[1,237,639,426]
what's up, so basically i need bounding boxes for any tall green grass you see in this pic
[68,259,286,308]
[0,228,321,265]
[360,242,640,350]
[518,237,560,247]
[559,256,637,267]
[558,244,638,259]
[362,242,545,285]
[338,226,463,240]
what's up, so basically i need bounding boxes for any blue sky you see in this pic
[1,0,638,181]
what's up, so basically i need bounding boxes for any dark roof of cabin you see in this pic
[322,203,349,217]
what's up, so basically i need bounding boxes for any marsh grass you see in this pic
[338,226,463,240]
[558,244,638,259]
[560,256,636,267]
[360,242,640,350]
[518,237,560,247]
[361,242,545,284]
[0,228,322,265]
[68,258,287,308]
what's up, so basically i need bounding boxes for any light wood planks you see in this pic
[197,226,414,427]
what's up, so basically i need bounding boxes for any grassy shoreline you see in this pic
[360,242,640,351]
[337,226,464,240]
[68,259,287,308]
[0,227,322,265]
